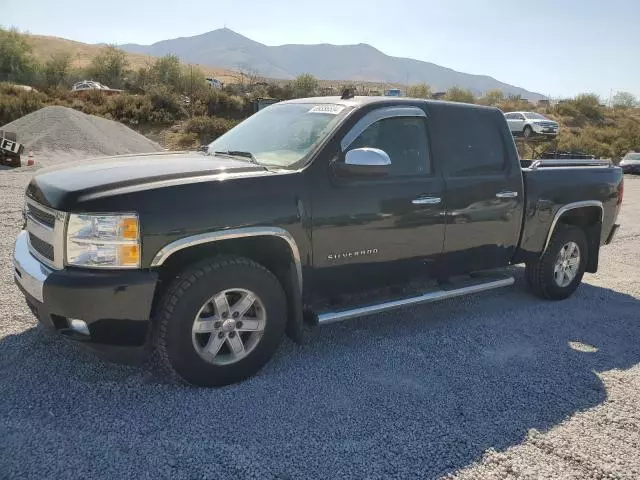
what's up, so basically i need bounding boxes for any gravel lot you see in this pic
[1,161,638,480]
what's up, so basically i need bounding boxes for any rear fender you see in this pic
[542,201,603,273]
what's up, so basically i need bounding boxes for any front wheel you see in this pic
[153,256,287,387]
[526,225,588,300]
[523,125,534,138]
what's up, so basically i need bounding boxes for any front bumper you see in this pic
[532,125,559,135]
[621,164,640,174]
[13,230,158,349]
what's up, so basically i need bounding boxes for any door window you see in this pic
[346,117,431,176]
[429,107,507,176]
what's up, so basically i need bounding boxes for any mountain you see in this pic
[22,34,238,84]
[120,28,543,100]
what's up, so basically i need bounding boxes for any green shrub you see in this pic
[0,27,36,84]
[182,115,239,144]
[191,89,247,118]
[568,94,603,122]
[105,93,153,124]
[147,85,187,123]
[0,84,47,124]
[444,86,475,103]
[407,83,432,99]
[292,74,318,98]
[479,90,505,106]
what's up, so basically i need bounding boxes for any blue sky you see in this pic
[2,0,639,98]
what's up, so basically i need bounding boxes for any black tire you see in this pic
[525,225,588,300]
[153,255,287,387]
[523,125,534,139]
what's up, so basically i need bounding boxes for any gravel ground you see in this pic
[0,163,638,480]
[1,106,163,156]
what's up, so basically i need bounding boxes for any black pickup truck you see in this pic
[14,95,624,387]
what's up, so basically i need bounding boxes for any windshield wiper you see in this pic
[213,150,257,164]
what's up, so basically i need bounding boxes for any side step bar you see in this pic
[316,276,514,325]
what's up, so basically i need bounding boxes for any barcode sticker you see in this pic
[308,105,345,114]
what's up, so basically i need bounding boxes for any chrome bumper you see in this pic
[13,230,51,303]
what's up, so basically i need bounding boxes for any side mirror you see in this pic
[334,148,391,177]
[199,145,208,153]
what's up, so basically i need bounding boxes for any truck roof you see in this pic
[280,95,495,112]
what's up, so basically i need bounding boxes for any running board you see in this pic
[316,275,515,325]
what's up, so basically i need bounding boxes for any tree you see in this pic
[479,89,505,106]
[0,27,35,83]
[87,45,129,88]
[444,86,475,103]
[292,73,318,98]
[182,65,207,95]
[570,93,603,121]
[41,52,72,88]
[150,55,183,91]
[612,91,637,109]
[407,83,432,99]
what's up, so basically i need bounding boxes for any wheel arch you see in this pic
[542,201,603,273]
[150,227,306,343]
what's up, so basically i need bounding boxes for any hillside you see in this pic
[24,34,239,84]
[120,28,544,100]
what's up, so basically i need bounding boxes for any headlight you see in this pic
[66,213,140,268]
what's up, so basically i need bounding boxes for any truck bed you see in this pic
[517,159,623,260]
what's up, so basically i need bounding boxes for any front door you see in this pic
[309,106,447,296]
[508,113,526,135]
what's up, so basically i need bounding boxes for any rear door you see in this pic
[428,103,524,274]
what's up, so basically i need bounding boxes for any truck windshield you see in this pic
[207,103,351,168]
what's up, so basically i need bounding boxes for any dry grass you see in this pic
[24,34,239,84]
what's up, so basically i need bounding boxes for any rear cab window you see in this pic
[428,104,510,176]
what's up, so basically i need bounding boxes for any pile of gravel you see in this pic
[0,106,163,157]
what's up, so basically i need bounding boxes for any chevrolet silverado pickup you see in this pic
[14,95,624,387]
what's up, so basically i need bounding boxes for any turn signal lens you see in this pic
[119,244,140,267]
[120,217,139,240]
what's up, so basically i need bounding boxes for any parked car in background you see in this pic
[71,80,122,95]
[505,111,559,138]
[620,152,640,174]
[205,77,224,90]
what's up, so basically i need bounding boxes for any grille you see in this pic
[29,233,54,261]
[27,203,55,228]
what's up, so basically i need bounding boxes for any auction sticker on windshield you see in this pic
[308,105,346,114]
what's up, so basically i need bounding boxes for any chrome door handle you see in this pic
[412,196,441,205]
[495,191,518,198]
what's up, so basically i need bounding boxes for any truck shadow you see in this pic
[1,267,639,479]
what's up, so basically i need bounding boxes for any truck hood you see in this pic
[26,151,272,209]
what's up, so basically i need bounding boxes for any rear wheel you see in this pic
[153,256,287,387]
[526,225,588,300]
